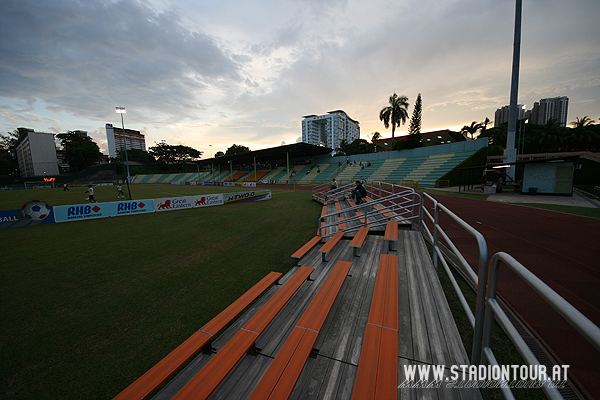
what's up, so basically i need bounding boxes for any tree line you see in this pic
[464,116,599,155]
[0,126,257,178]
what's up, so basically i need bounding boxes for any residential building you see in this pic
[105,123,146,158]
[529,96,569,127]
[494,104,528,127]
[301,110,360,150]
[15,130,60,177]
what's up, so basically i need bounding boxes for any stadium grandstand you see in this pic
[132,138,488,188]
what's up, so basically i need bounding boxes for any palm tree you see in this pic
[480,117,491,135]
[570,116,595,128]
[379,93,409,150]
[460,121,483,139]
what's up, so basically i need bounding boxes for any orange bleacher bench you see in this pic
[291,236,322,265]
[384,220,399,251]
[247,260,353,400]
[113,271,282,400]
[349,226,370,257]
[319,230,345,262]
[352,254,399,400]
[169,266,314,400]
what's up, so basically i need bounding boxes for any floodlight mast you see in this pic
[503,0,523,182]
[115,106,132,200]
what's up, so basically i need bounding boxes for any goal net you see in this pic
[24,181,56,189]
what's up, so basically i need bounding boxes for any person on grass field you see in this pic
[352,180,367,205]
[84,184,98,203]
[117,183,125,199]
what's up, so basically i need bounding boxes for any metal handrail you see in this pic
[317,185,421,237]
[482,252,600,400]
[420,192,489,366]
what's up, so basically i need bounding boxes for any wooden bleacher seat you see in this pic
[247,260,353,400]
[112,271,282,400]
[349,226,370,257]
[384,220,399,251]
[291,236,322,265]
[319,230,345,262]
[352,254,398,400]
[169,266,314,400]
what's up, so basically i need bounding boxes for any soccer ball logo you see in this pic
[19,200,51,221]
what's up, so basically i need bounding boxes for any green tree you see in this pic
[225,144,251,156]
[478,124,507,149]
[214,150,225,158]
[117,148,156,163]
[460,121,483,139]
[56,131,102,172]
[345,139,374,155]
[564,116,599,150]
[0,128,30,177]
[370,132,381,143]
[149,140,202,164]
[530,119,565,152]
[480,117,491,136]
[407,93,422,136]
[570,115,595,128]
[335,139,350,156]
[379,93,409,150]
[404,93,423,150]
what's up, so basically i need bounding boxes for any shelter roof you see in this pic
[199,143,333,166]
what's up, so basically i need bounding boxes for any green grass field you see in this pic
[0,184,321,399]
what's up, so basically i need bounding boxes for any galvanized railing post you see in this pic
[433,200,439,271]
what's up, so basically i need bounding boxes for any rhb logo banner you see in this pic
[54,203,109,222]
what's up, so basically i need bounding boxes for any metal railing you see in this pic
[316,183,421,237]
[482,252,600,400]
[419,192,600,400]
[420,193,489,366]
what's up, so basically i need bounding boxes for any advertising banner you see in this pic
[0,201,55,229]
[192,194,223,208]
[154,196,195,212]
[54,202,111,222]
[223,191,271,204]
[111,199,155,216]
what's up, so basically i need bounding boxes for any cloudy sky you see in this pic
[1,0,599,157]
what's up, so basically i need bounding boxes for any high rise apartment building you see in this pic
[494,96,569,128]
[301,110,360,150]
[15,130,60,177]
[529,96,569,127]
[105,123,146,158]
[494,104,527,127]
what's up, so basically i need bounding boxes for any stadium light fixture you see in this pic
[115,106,132,200]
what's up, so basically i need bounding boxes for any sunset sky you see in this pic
[1,0,599,157]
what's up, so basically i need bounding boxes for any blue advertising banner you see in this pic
[1,190,270,228]
[54,203,111,222]
[111,199,155,216]
[0,201,55,229]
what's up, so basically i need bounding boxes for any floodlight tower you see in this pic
[503,0,523,181]
[115,106,132,200]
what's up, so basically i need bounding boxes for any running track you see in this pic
[428,194,600,400]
